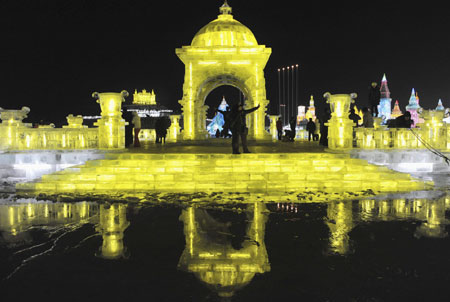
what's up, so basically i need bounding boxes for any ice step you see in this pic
[17,152,431,194]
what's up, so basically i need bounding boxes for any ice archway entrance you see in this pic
[176,1,272,140]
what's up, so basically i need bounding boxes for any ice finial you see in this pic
[310,95,314,106]
[380,73,390,99]
[220,0,232,15]
[436,99,445,111]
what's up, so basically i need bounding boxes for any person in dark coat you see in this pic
[306,118,316,141]
[161,116,171,143]
[154,117,162,144]
[368,82,380,117]
[394,111,413,128]
[229,102,260,154]
[319,107,331,147]
[276,117,283,140]
[348,108,361,126]
[123,109,134,148]
[289,116,297,141]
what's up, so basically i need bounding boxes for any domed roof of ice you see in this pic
[191,1,258,47]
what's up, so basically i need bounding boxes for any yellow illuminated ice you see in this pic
[418,110,446,150]
[63,114,85,128]
[167,115,181,142]
[133,89,156,105]
[93,91,128,149]
[268,115,279,140]
[176,1,271,140]
[324,92,356,149]
[96,203,129,259]
[178,202,270,298]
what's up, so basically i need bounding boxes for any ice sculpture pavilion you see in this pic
[176,1,271,140]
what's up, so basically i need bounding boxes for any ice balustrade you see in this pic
[0,91,183,150]
[354,110,448,150]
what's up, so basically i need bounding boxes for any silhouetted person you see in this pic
[123,109,133,148]
[289,116,297,141]
[395,111,413,128]
[229,102,260,154]
[276,117,283,140]
[362,107,374,128]
[319,107,331,147]
[314,118,320,141]
[155,117,162,144]
[306,118,316,141]
[348,108,361,126]
[369,82,380,117]
[161,116,171,143]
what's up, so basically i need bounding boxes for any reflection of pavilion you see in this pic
[95,203,130,259]
[178,203,270,299]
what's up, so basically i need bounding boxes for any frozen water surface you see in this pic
[0,189,449,302]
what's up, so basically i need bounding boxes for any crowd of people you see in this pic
[122,80,415,151]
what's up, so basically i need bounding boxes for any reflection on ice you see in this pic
[178,203,270,299]
[95,203,130,259]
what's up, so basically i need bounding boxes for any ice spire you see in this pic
[391,100,402,118]
[436,99,445,111]
[220,0,232,15]
[406,89,420,127]
[380,73,390,99]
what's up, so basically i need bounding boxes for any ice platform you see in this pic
[15,141,432,196]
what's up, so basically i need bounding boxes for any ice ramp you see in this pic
[16,152,432,195]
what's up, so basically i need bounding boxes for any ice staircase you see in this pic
[16,152,431,194]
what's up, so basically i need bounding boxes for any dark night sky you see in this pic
[1,0,450,126]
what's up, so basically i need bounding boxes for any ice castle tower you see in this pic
[406,88,420,127]
[207,96,229,135]
[436,99,445,111]
[377,74,392,121]
[391,100,402,118]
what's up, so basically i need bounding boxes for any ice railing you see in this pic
[354,110,448,150]
[315,92,450,151]
[0,91,129,151]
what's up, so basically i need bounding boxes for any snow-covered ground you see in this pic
[351,149,450,188]
[0,150,105,192]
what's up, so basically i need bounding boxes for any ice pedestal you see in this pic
[0,107,30,150]
[268,115,279,141]
[324,93,356,150]
[92,91,128,149]
[167,115,181,142]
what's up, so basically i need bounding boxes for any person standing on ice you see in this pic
[276,117,283,140]
[362,107,374,128]
[368,82,380,117]
[229,102,260,154]
[306,118,316,141]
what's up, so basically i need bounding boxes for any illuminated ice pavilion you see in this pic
[176,1,271,140]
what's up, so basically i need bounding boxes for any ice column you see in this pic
[93,91,128,149]
[324,92,356,150]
